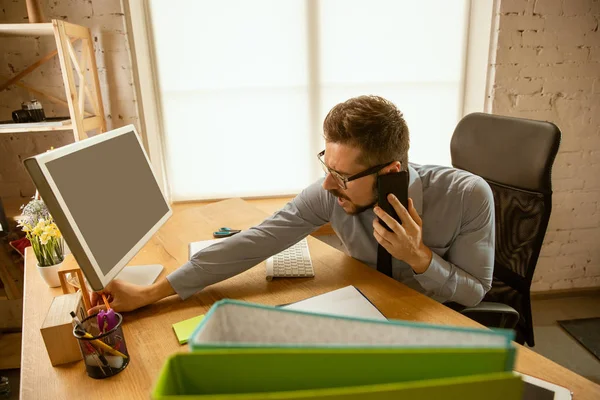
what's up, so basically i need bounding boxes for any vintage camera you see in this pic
[12,99,46,123]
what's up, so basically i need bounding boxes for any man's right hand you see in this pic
[88,277,177,315]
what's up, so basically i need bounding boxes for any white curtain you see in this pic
[149,0,468,201]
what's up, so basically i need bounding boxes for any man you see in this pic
[89,95,494,314]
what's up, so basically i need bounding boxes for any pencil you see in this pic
[101,293,111,311]
[83,332,128,359]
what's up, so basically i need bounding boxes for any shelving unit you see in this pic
[0,20,106,141]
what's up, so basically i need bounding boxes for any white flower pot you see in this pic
[37,261,63,288]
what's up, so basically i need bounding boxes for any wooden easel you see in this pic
[57,256,92,312]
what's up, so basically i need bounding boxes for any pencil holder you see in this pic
[73,312,130,379]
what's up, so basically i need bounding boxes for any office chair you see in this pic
[449,112,561,346]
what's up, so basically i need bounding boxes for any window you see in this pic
[149,0,469,201]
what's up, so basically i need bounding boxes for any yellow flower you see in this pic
[40,232,50,245]
[43,224,58,238]
[32,220,45,236]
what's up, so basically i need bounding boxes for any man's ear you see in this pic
[379,161,401,175]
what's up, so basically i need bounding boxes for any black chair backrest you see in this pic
[451,113,561,288]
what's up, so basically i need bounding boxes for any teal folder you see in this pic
[152,349,522,399]
[189,299,514,353]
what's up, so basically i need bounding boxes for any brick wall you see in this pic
[491,0,600,290]
[0,0,139,202]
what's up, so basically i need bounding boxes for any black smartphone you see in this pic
[377,171,409,231]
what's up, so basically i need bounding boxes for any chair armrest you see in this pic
[460,301,520,329]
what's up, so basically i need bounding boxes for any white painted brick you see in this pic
[553,178,586,191]
[553,30,588,46]
[493,64,524,80]
[542,77,594,95]
[91,0,123,15]
[554,96,588,120]
[47,0,93,22]
[516,93,552,109]
[497,46,538,64]
[584,263,600,277]
[491,89,517,113]
[580,31,600,46]
[530,280,552,291]
[498,30,524,48]
[533,0,563,15]
[534,46,567,63]
[549,279,576,290]
[503,109,556,121]
[562,0,594,16]
[522,30,558,46]
[501,0,531,14]
[96,31,129,52]
[540,238,562,257]
[88,13,127,33]
[544,15,598,33]
[539,257,589,281]
[592,79,600,93]
[499,15,545,31]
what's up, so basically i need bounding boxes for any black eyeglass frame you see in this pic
[317,150,392,190]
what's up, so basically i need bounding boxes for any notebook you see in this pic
[282,286,386,320]
[188,239,223,259]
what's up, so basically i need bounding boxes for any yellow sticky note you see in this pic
[172,315,204,345]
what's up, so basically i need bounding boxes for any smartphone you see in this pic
[377,171,409,231]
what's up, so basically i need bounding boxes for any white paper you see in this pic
[189,239,224,259]
[283,286,386,321]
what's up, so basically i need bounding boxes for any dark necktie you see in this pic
[377,244,393,277]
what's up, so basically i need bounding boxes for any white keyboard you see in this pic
[266,238,314,281]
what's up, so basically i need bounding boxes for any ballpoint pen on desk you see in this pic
[213,227,242,238]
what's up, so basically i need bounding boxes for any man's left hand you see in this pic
[373,194,433,274]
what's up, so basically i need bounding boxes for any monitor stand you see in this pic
[115,264,164,286]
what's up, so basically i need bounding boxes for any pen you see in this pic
[70,312,128,359]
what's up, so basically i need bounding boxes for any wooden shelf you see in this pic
[0,23,54,37]
[0,20,106,141]
[0,115,103,134]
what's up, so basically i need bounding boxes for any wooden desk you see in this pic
[20,199,600,399]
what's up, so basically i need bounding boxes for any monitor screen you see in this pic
[24,126,172,290]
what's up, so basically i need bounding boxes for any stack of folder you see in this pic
[153,299,522,399]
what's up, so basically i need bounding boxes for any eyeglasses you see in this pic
[317,150,391,190]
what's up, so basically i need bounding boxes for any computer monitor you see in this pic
[23,125,172,290]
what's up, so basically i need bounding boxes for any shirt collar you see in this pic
[408,164,423,215]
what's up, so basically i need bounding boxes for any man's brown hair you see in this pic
[323,95,409,170]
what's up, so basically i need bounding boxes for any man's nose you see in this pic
[322,172,339,191]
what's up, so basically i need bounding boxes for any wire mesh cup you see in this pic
[73,312,130,379]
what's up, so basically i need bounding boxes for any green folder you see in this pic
[152,348,522,399]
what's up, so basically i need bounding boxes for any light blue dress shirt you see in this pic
[168,163,495,307]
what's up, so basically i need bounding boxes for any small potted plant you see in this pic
[18,198,65,287]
